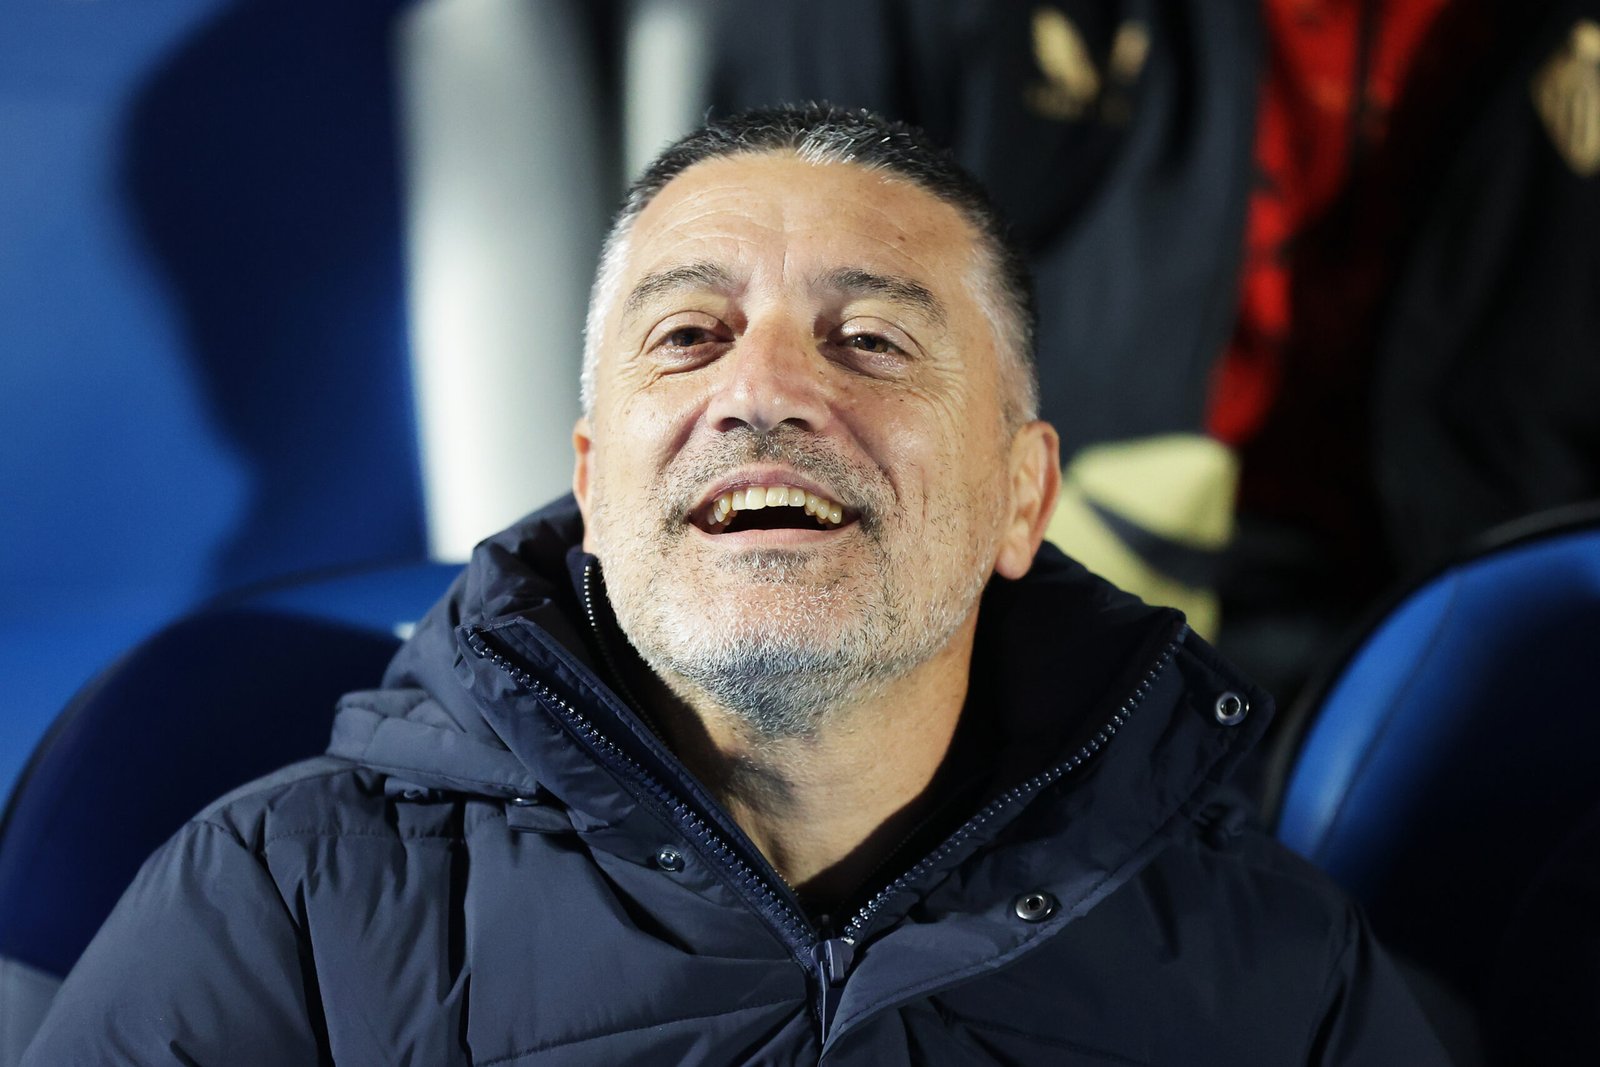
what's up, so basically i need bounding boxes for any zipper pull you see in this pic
[811,936,856,1046]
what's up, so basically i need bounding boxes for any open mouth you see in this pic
[692,484,857,535]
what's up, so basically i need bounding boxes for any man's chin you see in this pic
[653,638,890,741]
[654,610,869,666]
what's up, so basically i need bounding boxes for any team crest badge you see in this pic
[1027,7,1099,119]
[1532,19,1600,177]
[1026,7,1149,123]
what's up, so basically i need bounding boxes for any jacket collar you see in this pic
[328,496,1272,955]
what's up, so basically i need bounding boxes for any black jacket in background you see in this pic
[714,0,1259,457]
[713,0,1600,586]
[25,498,1448,1063]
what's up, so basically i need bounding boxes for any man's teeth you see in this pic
[707,485,845,528]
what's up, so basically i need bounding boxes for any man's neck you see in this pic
[642,618,979,913]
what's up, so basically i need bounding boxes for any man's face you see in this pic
[575,152,1056,737]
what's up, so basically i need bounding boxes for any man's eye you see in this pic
[845,333,898,355]
[646,321,728,370]
[663,326,712,348]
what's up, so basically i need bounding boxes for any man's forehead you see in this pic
[624,152,979,277]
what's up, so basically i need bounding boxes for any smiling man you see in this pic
[572,143,1062,913]
[24,106,1447,1065]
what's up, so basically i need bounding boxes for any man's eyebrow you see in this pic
[814,267,946,327]
[621,262,737,321]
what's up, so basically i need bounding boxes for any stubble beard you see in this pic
[591,434,999,741]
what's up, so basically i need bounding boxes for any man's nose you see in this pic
[704,322,831,434]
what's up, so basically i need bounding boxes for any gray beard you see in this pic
[660,638,886,740]
[591,426,993,741]
[614,547,978,742]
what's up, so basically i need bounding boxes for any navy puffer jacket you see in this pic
[25,498,1448,1064]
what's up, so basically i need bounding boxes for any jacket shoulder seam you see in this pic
[192,763,463,845]
[338,690,426,713]
[192,759,359,819]
[261,826,462,845]
[186,813,253,851]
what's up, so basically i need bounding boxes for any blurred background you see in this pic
[7,0,1600,824]
[6,0,1600,799]
[3,0,1600,1057]
[0,0,716,795]
[9,0,1598,776]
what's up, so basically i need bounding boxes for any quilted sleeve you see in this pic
[21,820,325,1065]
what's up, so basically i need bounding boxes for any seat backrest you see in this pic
[0,560,458,1060]
[1270,506,1600,996]
[0,0,429,809]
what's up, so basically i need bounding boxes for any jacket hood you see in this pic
[327,496,594,799]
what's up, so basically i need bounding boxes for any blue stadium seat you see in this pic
[1267,503,1600,1002]
[0,0,427,804]
[0,561,457,1060]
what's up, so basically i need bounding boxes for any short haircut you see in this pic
[581,103,1039,425]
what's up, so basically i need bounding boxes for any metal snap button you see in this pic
[508,795,539,807]
[1213,691,1249,726]
[655,846,686,872]
[1012,890,1058,923]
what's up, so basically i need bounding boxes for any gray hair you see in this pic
[580,104,1039,425]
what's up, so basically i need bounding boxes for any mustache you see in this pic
[663,427,887,532]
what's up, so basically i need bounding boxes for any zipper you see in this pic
[470,619,1180,1043]
[822,765,991,926]
[471,622,846,1043]
[836,637,1179,946]
[466,626,815,960]
[578,558,665,742]
[811,936,856,1045]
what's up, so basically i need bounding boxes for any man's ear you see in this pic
[572,417,597,552]
[994,420,1061,580]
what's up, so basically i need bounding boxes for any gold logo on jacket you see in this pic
[1532,19,1600,177]
[1027,7,1148,122]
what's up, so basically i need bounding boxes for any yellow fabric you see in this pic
[1044,434,1238,639]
